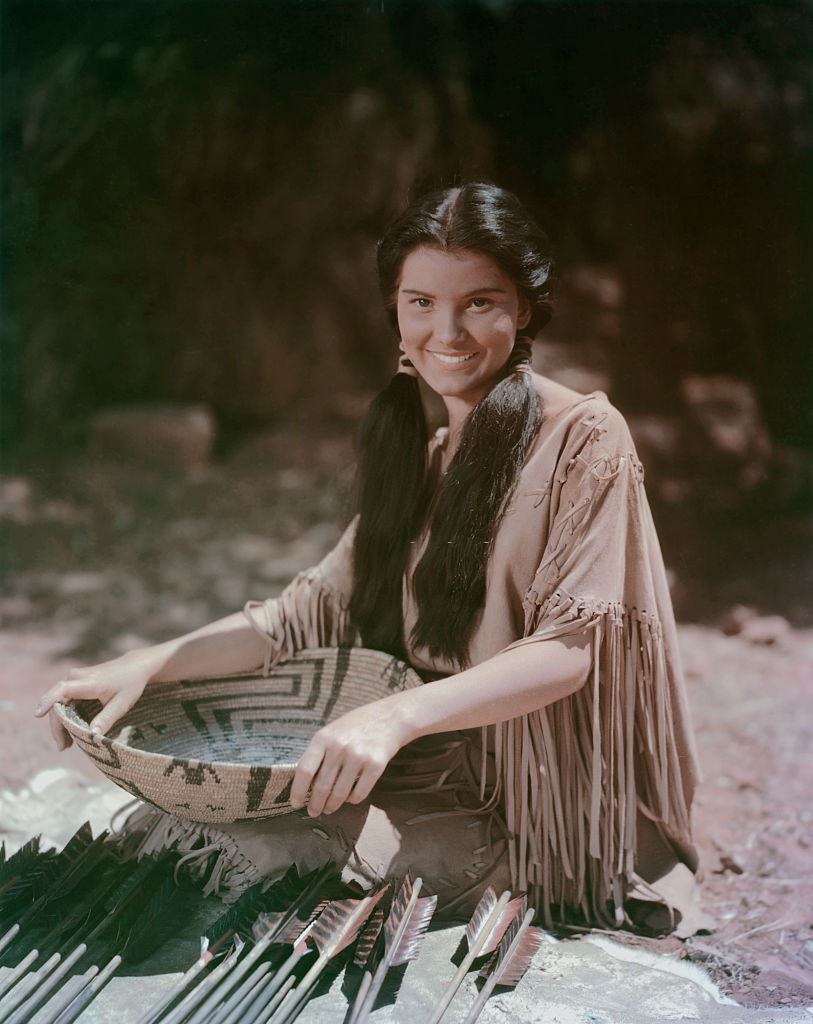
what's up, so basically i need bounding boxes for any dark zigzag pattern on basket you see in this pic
[179,668,306,738]
[161,651,351,753]
[163,758,222,786]
[56,647,425,823]
[69,732,153,805]
[179,655,329,733]
[246,767,295,813]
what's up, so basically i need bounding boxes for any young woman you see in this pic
[35,183,702,932]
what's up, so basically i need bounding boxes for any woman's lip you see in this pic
[429,351,480,369]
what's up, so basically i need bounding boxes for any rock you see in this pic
[0,595,35,620]
[0,476,32,522]
[625,413,687,503]
[720,605,759,636]
[680,375,772,491]
[740,615,791,646]
[53,571,108,596]
[719,606,791,645]
[89,403,216,472]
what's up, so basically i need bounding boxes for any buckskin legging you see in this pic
[118,732,513,920]
[210,791,512,919]
[117,730,701,930]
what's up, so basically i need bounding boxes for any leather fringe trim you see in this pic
[488,589,692,929]
[243,568,361,675]
[110,802,259,903]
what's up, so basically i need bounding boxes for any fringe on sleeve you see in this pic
[477,404,697,929]
[487,590,693,929]
[242,567,360,677]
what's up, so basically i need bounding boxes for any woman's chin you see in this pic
[424,373,502,405]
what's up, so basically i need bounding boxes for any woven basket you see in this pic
[54,646,423,824]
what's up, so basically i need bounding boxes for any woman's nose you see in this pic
[434,309,466,345]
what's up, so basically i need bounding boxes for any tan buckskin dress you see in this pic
[125,389,706,934]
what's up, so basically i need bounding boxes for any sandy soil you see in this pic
[1,436,811,1010]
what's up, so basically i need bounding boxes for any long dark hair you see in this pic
[350,183,555,668]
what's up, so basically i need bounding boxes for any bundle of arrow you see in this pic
[0,823,543,1023]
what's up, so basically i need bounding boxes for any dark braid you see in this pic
[349,373,429,660]
[409,335,541,667]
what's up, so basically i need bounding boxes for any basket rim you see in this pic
[52,645,423,775]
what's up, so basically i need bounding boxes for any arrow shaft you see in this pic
[462,910,535,1024]
[0,948,37,1002]
[246,940,313,1024]
[37,965,98,1024]
[0,952,60,1023]
[428,891,512,1024]
[352,883,423,1024]
[4,943,87,1024]
[50,954,121,1024]
[219,971,274,1024]
[252,973,296,1023]
[159,939,244,1024]
[207,959,272,1024]
[0,925,20,957]
[134,952,212,1024]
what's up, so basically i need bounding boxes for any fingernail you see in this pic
[34,702,44,716]
[91,725,101,735]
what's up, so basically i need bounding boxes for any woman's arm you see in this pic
[35,519,360,748]
[34,611,272,747]
[142,611,270,682]
[392,632,591,738]
[290,631,593,817]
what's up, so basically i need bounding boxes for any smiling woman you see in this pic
[35,182,702,935]
[396,247,531,415]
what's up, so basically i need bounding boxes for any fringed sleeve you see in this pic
[242,516,361,676]
[490,405,700,928]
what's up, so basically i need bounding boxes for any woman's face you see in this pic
[395,246,531,408]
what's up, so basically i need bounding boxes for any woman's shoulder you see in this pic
[530,374,631,445]
[426,377,633,455]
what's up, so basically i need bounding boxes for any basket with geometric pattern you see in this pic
[53,646,423,824]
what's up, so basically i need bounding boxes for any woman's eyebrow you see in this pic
[401,286,508,297]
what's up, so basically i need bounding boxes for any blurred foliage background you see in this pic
[1,0,812,634]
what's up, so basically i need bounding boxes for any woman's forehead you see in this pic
[397,246,513,294]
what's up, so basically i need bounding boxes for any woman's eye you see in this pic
[410,297,431,308]
[469,297,492,309]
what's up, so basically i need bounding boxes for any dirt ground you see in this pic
[1,432,811,1011]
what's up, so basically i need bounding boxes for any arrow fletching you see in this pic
[478,907,542,987]
[464,888,524,957]
[352,905,384,968]
[308,887,388,960]
[383,875,437,968]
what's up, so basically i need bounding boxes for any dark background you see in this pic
[1,0,812,624]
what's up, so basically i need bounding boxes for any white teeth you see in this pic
[432,352,477,365]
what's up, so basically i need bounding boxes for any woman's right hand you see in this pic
[34,650,159,751]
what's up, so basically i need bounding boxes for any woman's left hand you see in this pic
[289,700,411,817]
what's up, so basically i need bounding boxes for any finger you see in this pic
[290,743,326,809]
[306,756,343,818]
[88,694,132,736]
[322,757,362,816]
[48,709,72,751]
[35,679,101,717]
[347,759,385,805]
[67,666,98,680]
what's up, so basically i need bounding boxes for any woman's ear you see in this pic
[517,295,532,331]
